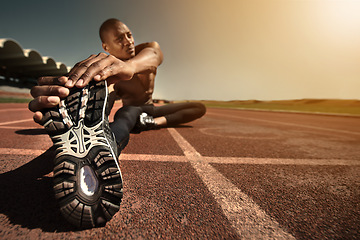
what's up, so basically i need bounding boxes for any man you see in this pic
[28,18,205,228]
[30,18,206,131]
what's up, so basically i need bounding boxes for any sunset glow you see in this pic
[1,0,359,100]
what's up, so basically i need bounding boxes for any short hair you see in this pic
[99,18,122,43]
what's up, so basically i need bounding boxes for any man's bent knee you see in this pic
[193,102,206,118]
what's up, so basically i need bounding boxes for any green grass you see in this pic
[206,103,360,115]
[0,97,31,103]
[192,99,360,116]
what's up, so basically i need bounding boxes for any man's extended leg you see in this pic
[40,80,123,228]
[141,102,206,127]
[110,105,142,149]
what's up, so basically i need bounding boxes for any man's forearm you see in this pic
[62,42,164,88]
[127,42,163,74]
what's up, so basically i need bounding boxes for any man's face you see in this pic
[102,22,135,60]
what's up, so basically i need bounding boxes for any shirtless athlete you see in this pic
[27,18,205,228]
[30,18,206,131]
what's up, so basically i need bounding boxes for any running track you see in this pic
[0,103,359,239]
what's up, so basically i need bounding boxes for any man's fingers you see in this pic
[28,96,60,112]
[33,111,43,124]
[81,55,115,86]
[67,54,97,76]
[38,76,67,86]
[93,64,114,82]
[65,55,96,87]
[30,85,70,98]
[67,53,108,88]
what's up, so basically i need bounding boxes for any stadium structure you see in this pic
[0,38,70,88]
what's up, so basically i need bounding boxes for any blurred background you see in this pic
[1,0,359,102]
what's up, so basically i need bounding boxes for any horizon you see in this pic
[1,82,360,104]
[1,0,359,101]
[174,98,360,102]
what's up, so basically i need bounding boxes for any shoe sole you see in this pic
[41,80,123,228]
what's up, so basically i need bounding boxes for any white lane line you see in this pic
[167,128,295,239]
[0,118,33,126]
[119,153,188,162]
[207,112,360,136]
[1,148,358,166]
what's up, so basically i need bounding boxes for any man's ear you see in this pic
[102,43,109,52]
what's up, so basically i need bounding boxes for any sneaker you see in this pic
[131,112,159,133]
[40,80,123,228]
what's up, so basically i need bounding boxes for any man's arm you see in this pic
[28,41,163,123]
[65,41,163,88]
[131,41,164,73]
[63,53,134,88]
[106,41,163,85]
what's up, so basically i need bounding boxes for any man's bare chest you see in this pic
[113,74,148,95]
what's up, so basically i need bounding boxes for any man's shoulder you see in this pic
[135,41,160,54]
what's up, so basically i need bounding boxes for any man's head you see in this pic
[99,18,135,60]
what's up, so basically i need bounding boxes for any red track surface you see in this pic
[0,103,359,239]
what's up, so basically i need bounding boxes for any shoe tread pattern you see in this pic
[53,148,122,228]
[41,81,122,229]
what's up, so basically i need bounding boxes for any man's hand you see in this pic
[28,76,70,124]
[65,53,135,88]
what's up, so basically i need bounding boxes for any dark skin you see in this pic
[29,20,165,124]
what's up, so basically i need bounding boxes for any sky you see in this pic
[1,0,359,101]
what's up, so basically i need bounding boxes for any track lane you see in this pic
[0,104,359,239]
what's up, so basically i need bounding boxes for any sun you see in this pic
[318,1,360,37]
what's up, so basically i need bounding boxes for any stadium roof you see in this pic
[0,38,70,79]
